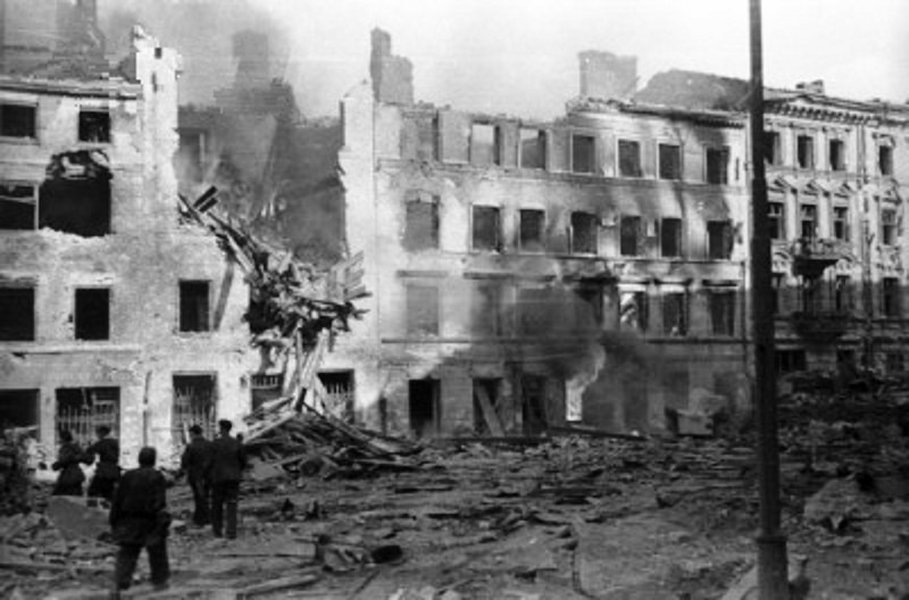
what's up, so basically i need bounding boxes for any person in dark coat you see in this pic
[82,425,120,502]
[109,446,170,594]
[180,424,212,526]
[52,429,84,496]
[208,419,246,539]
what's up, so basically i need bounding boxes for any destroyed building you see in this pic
[0,4,257,462]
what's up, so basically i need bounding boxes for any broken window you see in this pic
[519,209,545,252]
[409,378,440,439]
[764,131,781,165]
[835,275,852,312]
[829,139,845,171]
[179,280,210,332]
[662,292,687,336]
[173,374,216,441]
[56,387,119,447]
[709,290,736,336]
[620,290,648,333]
[797,135,814,169]
[0,103,36,138]
[78,110,110,143]
[881,208,898,246]
[706,147,729,184]
[660,218,682,258]
[74,288,110,341]
[39,150,112,237]
[879,144,894,176]
[800,204,818,240]
[658,143,681,180]
[519,128,546,169]
[574,286,603,327]
[0,182,37,230]
[707,220,733,259]
[470,123,500,167]
[404,196,439,251]
[517,287,549,336]
[472,205,501,252]
[775,350,806,375]
[0,286,35,341]
[883,277,901,318]
[317,371,355,422]
[618,139,642,177]
[473,378,503,435]
[251,373,283,412]
[620,215,642,257]
[0,390,39,434]
[571,134,595,174]
[472,283,503,336]
[570,212,598,254]
[406,284,439,335]
[768,201,785,240]
[833,206,850,241]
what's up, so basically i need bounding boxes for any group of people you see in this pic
[51,419,247,596]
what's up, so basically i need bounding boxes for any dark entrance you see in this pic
[408,379,440,439]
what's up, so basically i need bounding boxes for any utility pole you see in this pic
[749,0,789,598]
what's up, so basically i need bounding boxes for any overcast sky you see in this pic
[259,0,908,119]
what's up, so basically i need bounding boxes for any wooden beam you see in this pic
[475,385,504,436]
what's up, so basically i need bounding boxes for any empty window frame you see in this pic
[519,128,546,169]
[662,291,687,336]
[78,110,111,143]
[406,284,440,335]
[764,131,782,166]
[38,151,112,237]
[0,182,37,230]
[404,196,440,251]
[879,144,894,176]
[619,290,648,332]
[882,277,901,318]
[835,275,852,312]
[618,139,642,177]
[768,201,785,240]
[620,215,642,256]
[570,211,598,254]
[800,277,821,313]
[708,290,736,336]
[706,146,729,184]
[472,206,502,252]
[173,374,217,440]
[881,207,897,246]
[0,389,39,433]
[829,139,846,171]
[74,288,110,340]
[470,123,500,167]
[178,130,206,183]
[571,134,595,174]
[519,209,545,252]
[660,218,682,258]
[178,280,210,332]
[574,286,604,327]
[0,103,36,138]
[707,220,733,259]
[833,205,850,241]
[517,287,549,336]
[797,135,815,169]
[0,287,35,341]
[472,283,503,336]
[658,143,681,180]
[55,387,119,446]
[799,204,818,240]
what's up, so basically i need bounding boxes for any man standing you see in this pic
[180,424,212,526]
[109,446,170,595]
[209,419,246,539]
[52,429,84,496]
[82,425,120,502]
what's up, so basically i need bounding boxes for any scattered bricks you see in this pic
[45,496,109,541]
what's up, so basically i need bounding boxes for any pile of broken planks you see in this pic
[243,398,425,481]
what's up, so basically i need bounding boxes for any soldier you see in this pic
[180,424,212,526]
[109,446,170,595]
[82,425,120,502]
[209,419,246,539]
[51,429,84,496]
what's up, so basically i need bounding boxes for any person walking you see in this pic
[209,419,246,539]
[109,446,170,595]
[180,424,212,527]
[52,429,84,496]
[82,425,120,502]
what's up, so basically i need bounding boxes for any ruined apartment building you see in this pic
[326,31,754,437]
[0,26,256,462]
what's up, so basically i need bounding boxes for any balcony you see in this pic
[791,237,844,278]
[790,310,851,342]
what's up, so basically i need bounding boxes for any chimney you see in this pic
[370,28,413,105]
[579,50,638,100]
[795,80,825,95]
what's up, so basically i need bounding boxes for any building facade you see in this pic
[0,29,256,463]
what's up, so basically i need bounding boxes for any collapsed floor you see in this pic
[1,388,909,600]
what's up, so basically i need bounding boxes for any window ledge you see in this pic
[0,342,142,353]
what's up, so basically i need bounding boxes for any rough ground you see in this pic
[3,394,909,599]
